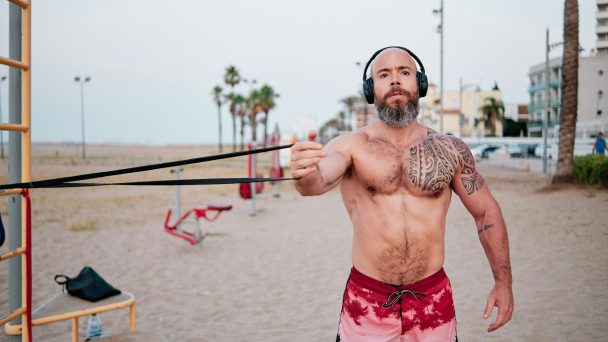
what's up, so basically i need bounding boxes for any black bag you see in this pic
[54,266,121,302]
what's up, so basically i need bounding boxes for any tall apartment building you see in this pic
[528,55,608,138]
[598,0,608,55]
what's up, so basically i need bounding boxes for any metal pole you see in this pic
[171,167,182,219]
[543,28,549,175]
[8,3,23,338]
[80,80,86,160]
[439,0,444,134]
[459,77,463,138]
[0,76,6,159]
[249,141,256,217]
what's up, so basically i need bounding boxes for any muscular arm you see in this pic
[293,133,353,196]
[449,137,513,332]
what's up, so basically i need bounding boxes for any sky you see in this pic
[0,0,599,145]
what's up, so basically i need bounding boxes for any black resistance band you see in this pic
[0,144,295,190]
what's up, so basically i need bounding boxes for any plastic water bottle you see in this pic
[85,314,102,340]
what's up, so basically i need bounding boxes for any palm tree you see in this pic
[224,65,241,152]
[477,97,505,136]
[259,84,279,147]
[357,90,370,127]
[230,94,247,150]
[211,85,224,152]
[320,118,339,144]
[246,88,264,143]
[338,111,347,131]
[341,95,359,131]
[553,0,579,184]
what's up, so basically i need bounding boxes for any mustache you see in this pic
[383,87,412,101]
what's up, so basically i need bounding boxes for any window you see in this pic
[599,69,604,76]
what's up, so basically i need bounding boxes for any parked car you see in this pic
[534,144,553,159]
[489,144,520,159]
[470,144,501,160]
[481,145,500,159]
[470,144,490,160]
[506,143,523,157]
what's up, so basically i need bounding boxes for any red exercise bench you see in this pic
[164,205,232,246]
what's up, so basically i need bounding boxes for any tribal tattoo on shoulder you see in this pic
[451,137,485,195]
[408,133,484,195]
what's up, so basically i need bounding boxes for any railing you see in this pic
[0,0,32,341]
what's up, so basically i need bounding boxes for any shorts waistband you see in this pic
[349,267,447,294]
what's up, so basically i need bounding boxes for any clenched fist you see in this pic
[290,130,326,179]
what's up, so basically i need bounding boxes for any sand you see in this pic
[0,143,607,341]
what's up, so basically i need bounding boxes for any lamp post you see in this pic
[433,0,444,134]
[74,76,91,159]
[0,75,6,159]
[459,77,480,138]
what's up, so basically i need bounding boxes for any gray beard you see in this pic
[375,94,419,128]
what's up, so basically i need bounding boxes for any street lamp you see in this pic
[74,75,91,159]
[433,0,444,134]
[0,75,6,159]
[459,78,480,138]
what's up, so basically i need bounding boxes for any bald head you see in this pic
[369,48,418,79]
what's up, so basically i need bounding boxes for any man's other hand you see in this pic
[483,283,514,332]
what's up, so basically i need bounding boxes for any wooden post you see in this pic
[129,303,136,332]
[71,317,78,342]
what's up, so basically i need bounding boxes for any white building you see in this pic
[597,0,608,55]
[528,55,608,138]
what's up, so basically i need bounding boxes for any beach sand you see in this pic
[0,143,607,341]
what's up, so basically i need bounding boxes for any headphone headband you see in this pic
[362,46,426,81]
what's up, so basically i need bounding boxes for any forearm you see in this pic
[476,205,512,286]
[295,166,329,196]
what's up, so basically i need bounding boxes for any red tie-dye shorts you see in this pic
[337,267,457,342]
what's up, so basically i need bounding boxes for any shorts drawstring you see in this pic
[382,289,427,312]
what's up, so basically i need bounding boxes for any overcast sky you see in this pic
[0,0,599,144]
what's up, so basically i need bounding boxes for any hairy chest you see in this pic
[351,137,461,196]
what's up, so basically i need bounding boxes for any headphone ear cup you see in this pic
[363,78,375,104]
[417,72,428,98]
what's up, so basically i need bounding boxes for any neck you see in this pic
[377,120,425,144]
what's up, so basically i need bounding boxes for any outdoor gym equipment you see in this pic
[163,167,232,246]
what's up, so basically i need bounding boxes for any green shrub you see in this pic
[573,154,608,187]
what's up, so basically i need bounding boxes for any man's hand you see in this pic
[290,130,326,179]
[483,283,514,332]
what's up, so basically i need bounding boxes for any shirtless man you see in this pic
[291,47,513,341]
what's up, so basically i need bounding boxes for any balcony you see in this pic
[528,103,544,112]
[528,83,544,94]
[528,119,558,130]
[598,39,608,49]
[551,100,561,108]
[549,80,561,88]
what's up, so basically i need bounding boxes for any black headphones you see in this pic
[362,46,428,104]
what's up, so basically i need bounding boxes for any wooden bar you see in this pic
[7,0,29,9]
[0,123,29,132]
[0,307,26,326]
[0,56,29,70]
[0,189,23,197]
[0,247,26,262]
[72,317,78,342]
[33,298,135,326]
